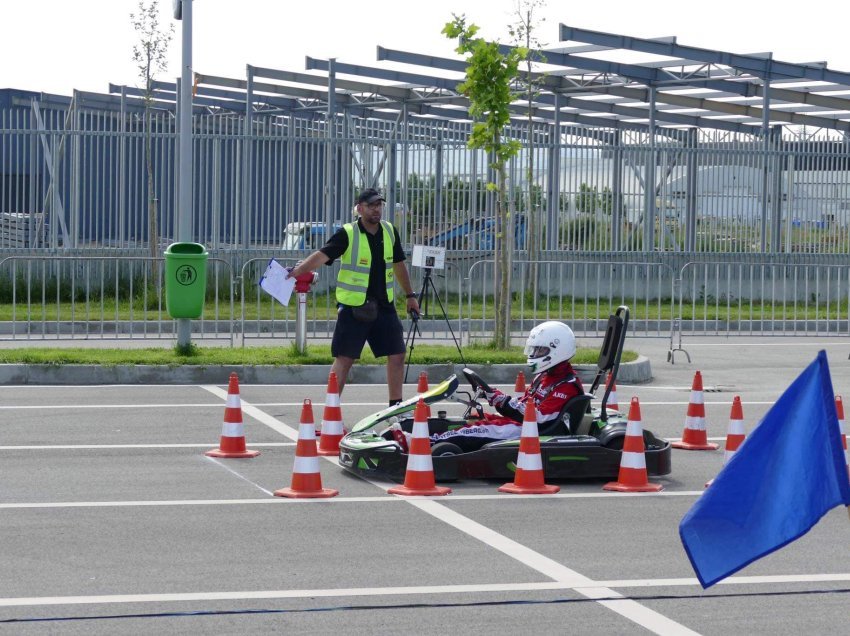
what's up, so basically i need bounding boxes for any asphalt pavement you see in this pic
[1,336,849,635]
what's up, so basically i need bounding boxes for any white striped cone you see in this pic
[605,372,619,411]
[836,396,849,481]
[604,397,663,492]
[498,398,559,494]
[274,399,338,498]
[388,399,451,496]
[706,396,746,488]
[672,371,718,451]
[205,372,260,458]
[317,372,345,456]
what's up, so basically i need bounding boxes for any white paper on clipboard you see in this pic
[259,259,295,306]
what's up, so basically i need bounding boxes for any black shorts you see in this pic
[331,304,406,359]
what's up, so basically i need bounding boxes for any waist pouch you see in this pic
[351,299,379,323]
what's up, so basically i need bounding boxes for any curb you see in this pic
[0,356,652,385]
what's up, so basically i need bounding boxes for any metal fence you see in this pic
[1,255,849,361]
[4,101,850,257]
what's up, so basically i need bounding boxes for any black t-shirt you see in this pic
[320,219,406,306]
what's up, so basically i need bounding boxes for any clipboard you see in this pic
[259,258,296,306]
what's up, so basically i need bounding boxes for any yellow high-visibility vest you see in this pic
[336,220,395,305]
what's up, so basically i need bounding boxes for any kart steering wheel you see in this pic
[462,368,494,395]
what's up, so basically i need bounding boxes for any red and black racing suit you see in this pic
[429,361,583,451]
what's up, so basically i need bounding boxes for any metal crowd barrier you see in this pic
[670,261,850,362]
[0,255,234,343]
[238,257,333,346]
[3,256,849,365]
[462,259,677,345]
[238,257,464,347]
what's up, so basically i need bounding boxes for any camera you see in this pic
[411,245,446,270]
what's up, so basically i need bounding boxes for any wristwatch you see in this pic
[406,292,418,299]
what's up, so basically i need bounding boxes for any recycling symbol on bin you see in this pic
[175,264,197,286]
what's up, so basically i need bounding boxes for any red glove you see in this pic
[485,388,508,408]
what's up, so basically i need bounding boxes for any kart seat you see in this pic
[540,394,592,437]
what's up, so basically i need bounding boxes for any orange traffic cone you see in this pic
[705,396,746,488]
[514,371,527,397]
[836,396,849,481]
[672,371,718,451]
[317,372,345,456]
[388,399,451,496]
[417,371,431,416]
[604,397,663,492]
[605,372,619,411]
[274,399,338,499]
[498,399,559,494]
[205,373,260,458]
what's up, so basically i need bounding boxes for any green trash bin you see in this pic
[164,242,208,319]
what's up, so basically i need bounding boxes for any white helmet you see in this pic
[524,321,577,374]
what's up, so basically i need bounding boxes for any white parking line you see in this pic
[0,443,295,450]
[0,400,777,410]
[0,403,225,410]
[0,438,728,449]
[0,402,415,409]
[0,491,707,509]
[2,573,847,608]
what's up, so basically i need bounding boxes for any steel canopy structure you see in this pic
[96,23,850,137]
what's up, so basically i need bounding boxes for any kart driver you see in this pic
[425,321,584,451]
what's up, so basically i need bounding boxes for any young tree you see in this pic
[131,0,173,272]
[443,15,523,348]
[509,0,547,297]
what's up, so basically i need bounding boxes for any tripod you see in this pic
[404,267,466,383]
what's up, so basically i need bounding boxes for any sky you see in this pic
[2,0,850,97]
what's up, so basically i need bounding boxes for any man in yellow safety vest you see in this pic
[287,188,420,405]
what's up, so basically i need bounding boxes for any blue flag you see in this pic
[679,350,850,588]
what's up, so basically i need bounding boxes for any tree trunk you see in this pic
[494,152,511,349]
[145,109,160,288]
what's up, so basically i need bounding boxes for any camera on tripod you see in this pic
[404,244,464,381]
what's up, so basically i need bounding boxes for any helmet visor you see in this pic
[524,345,551,358]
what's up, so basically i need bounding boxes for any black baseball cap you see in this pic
[357,188,386,205]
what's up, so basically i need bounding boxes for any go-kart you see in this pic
[338,306,672,482]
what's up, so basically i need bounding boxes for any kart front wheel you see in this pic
[431,442,463,457]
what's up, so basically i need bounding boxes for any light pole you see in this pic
[173,0,193,347]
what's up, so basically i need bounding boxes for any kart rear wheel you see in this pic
[431,442,463,457]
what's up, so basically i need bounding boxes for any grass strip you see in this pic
[0,343,636,366]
